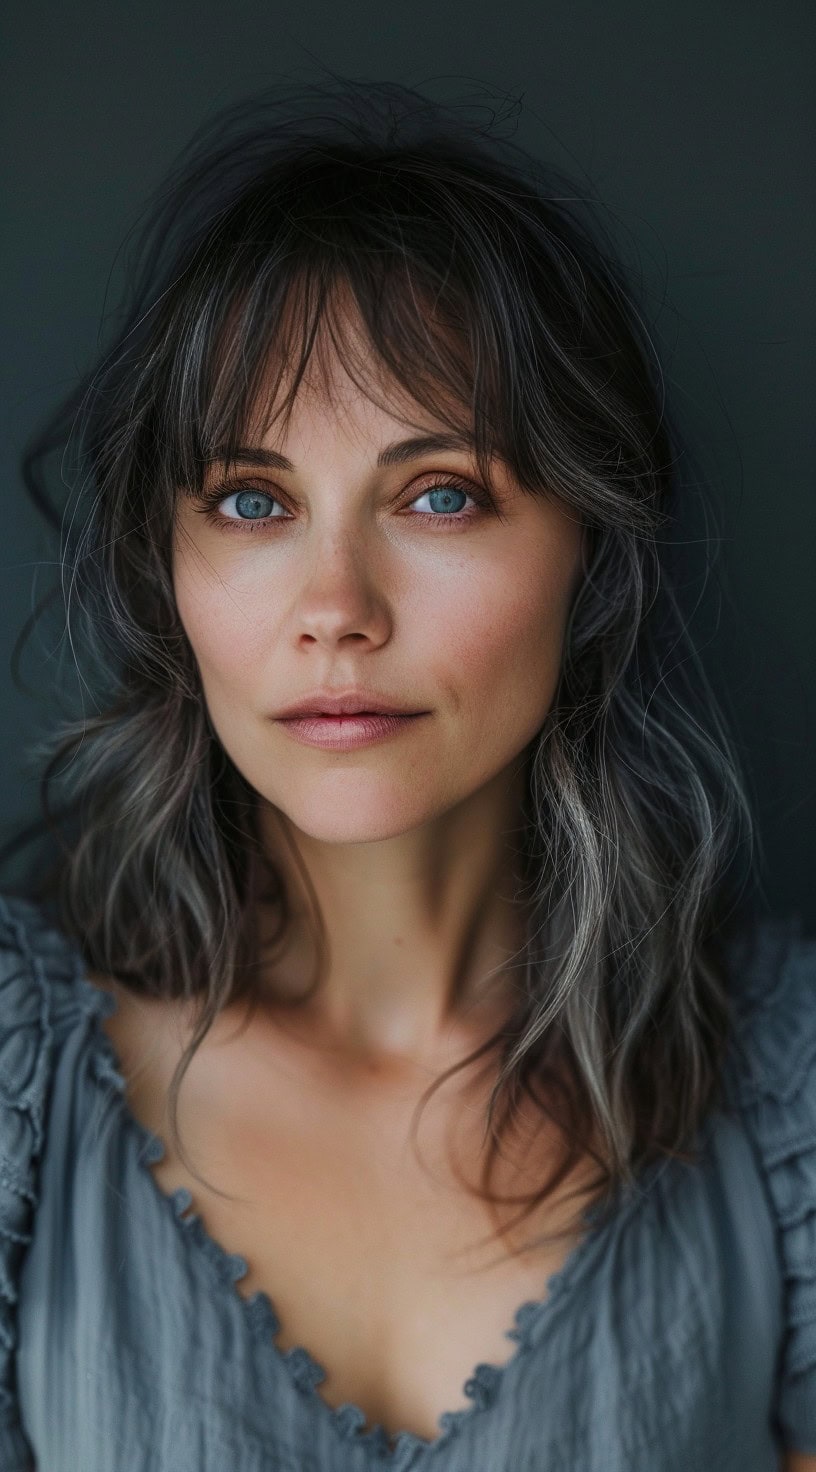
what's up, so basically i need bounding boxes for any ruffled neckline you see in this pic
[72,957,640,1468]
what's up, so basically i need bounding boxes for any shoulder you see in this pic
[721,911,816,1108]
[0,890,107,1131]
[0,889,94,1059]
[0,891,96,1467]
[720,912,816,1458]
[0,884,93,1184]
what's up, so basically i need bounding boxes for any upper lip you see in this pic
[275,691,427,718]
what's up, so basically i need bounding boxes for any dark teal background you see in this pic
[1,1,813,922]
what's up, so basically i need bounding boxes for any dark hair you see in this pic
[3,76,759,1254]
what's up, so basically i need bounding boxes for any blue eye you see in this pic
[232,489,279,519]
[412,486,470,516]
[194,473,497,533]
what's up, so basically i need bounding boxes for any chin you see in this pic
[283,809,432,845]
[258,783,444,845]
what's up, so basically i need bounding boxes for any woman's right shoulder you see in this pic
[0,890,100,1112]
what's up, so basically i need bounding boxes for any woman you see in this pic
[0,78,813,1471]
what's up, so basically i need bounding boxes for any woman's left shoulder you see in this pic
[721,912,816,1111]
[720,912,816,1458]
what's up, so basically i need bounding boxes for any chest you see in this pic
[98,985,596,1446]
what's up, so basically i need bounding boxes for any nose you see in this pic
[290,527,392,652]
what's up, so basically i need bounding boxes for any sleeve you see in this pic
[728,916,816,1456]
[0,892,57,1472]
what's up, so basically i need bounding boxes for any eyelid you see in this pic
[198,470,492,512]
[190,467,509,535]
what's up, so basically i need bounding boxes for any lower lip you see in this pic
[276,713,428,750]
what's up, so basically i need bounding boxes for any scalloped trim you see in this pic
[0,907,54,1302]
[759,1128,816,1383]
[722,922,816,1386]
[0,894,66,1472]
[73,959,619,1466]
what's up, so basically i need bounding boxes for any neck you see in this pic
[250,761,531,1067]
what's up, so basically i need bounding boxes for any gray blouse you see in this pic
[0,891,814,1471]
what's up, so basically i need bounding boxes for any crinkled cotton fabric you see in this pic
[0,891,814,1472]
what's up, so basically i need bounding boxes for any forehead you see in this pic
[244,300,476,459]
[189,267,513,499]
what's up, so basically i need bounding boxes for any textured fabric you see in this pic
[0,890,814,1472]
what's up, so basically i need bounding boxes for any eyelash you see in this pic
[192,474,496,534]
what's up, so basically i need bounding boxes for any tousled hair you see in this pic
[2,76,759,1256]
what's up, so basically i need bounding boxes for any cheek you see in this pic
[172,545,280,691]
[426,546,573,733]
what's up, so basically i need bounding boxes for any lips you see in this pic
[275,692,426,719]
[275,710,427,750]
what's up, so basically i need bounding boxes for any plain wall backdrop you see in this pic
[1,0,814,924]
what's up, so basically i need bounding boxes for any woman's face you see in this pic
[172,338,585,846]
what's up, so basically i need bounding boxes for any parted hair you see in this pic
[3,76,759,1254]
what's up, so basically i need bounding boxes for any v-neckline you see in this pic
[77,960,633,1465]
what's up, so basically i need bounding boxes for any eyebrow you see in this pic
[204,432,478,473]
